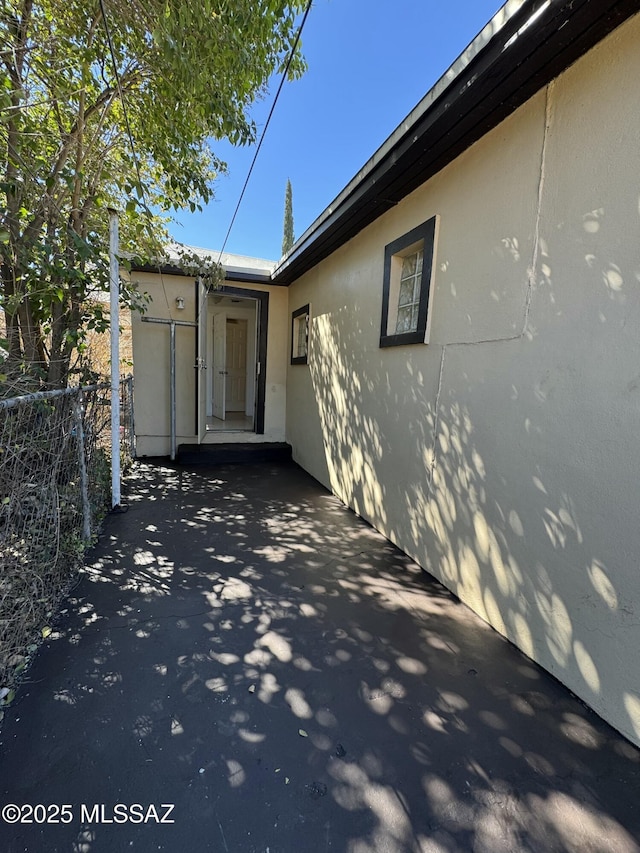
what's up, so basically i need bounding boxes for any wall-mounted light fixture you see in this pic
[175,296,185,310]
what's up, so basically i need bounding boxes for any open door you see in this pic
[225,318,248,412]
[212,310,226,420]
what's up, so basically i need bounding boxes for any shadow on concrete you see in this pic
[1,462,639,853]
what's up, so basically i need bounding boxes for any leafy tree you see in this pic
[0,0,306,387]
[281,176,294,255]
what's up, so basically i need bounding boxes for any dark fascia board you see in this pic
[225,270,276,285]
[272,0,640,286]
[128,261,273,286]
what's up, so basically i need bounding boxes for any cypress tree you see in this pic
[282,178,295,255]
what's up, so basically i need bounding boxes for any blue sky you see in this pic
[169,0,504,261]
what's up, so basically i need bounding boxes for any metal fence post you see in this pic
[109,208,121,508]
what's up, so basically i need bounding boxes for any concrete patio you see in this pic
[1,461,639,853]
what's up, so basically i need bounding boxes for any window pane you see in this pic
[296,315,308,357]
[395,308,408,333]
[416,250,424,274]
[395,306,417,333]
[401,254,417,277]
[411,275,421,303]
[398,278,415,307]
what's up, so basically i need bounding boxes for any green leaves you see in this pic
[1,0,307,383]
[171,244,223,290]
[282,177,294,255]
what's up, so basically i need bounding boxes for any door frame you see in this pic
[208,285,268,435]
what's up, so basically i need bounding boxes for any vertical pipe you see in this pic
[108,208,121,508]
[170,320,176,461]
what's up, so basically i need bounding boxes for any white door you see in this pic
[212,311,226,420]
[225,319,247,412]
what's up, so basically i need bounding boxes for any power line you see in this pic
[216,0,313,264]
[190,0,314,325]
[100,0,312,324]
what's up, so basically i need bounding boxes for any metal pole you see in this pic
[108,208,121,508]
[0,383,105,410]
[170,320,176,461]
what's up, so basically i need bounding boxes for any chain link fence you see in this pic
[119,374,135,463]
[0,378,134,695]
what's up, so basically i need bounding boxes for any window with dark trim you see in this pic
[291,303,310,364]
[380,216,437,348]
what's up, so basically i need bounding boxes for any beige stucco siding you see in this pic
[130,272,198,456]
[258,282,288,442]
[131,273,288,455]
[286,13,640,745]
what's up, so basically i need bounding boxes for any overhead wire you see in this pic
[99,0,313,324]
[4,0,313,397]
[215,0,313,266]
[192,0,314,325]
[186,0,313,329]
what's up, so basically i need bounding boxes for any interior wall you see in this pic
[285,13,640,745]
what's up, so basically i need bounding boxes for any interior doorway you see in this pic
[206,294,258,432]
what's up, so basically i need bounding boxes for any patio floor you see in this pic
[1,461,639,853]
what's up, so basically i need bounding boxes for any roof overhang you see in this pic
[128,261,274,285]
[272,0,640,285]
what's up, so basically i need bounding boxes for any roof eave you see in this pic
[127,261,273,286]
[273,0,640,285]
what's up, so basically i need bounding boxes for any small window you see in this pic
[380,216,437,348]
[291,303,310,364]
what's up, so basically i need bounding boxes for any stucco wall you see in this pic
[130,272,198,456]
[257,283,289,442]
[130,273,288,455]
[286,14,640,745]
